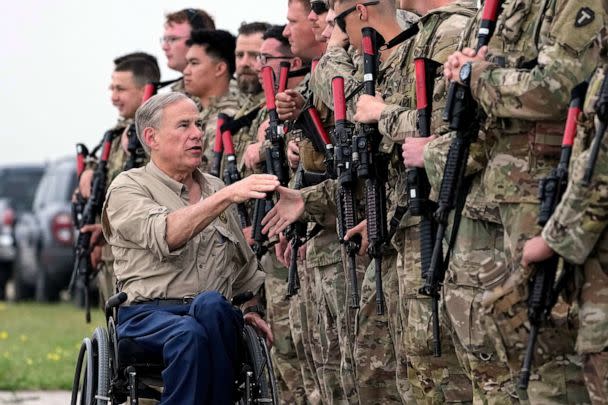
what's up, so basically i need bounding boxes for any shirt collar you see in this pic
[145,161,209,200]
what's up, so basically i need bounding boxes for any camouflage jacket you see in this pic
[199,94,241,174]
[466,0,603,204]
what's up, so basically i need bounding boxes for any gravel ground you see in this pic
[0,391,71,405]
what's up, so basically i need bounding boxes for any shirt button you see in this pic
[198,264,203,269]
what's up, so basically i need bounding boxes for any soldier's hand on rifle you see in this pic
[78,169,94,199]
[402,136,437,168]
[275,233,289,267]
[353,94,385,124]
[242,226,254,247]
[81,223,105,269]
[227,174,280,204]
[522,236,555,268]
[444,46,488,84]
[243,142,263,170]
[276,89,305,121]
[344,220,368,256]
[261,187,305,237]
[287,140,300,169]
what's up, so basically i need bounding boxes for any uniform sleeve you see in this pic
[101,174,182,260]
[310,46,362,116]
[470,0,604,120]
[542,138,608,264]
[301,179,338,226]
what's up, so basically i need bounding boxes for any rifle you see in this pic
[70,130,115,323]
[285,164,306,297]
[333,76,362,308]
[210,113,229,178]
[220,116,252,229]
[409,58,443,283]
[251,63,290,257]
[124,78,180,171]
[352,27,388,315]
[71,143,89,227]
[419,0,502,356]
[518,82,589,390]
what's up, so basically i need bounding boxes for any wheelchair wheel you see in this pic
[241,324,279,404]
[71,328,111,405]
[92,327,110,405]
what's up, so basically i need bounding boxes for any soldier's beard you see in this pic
[237,71,262,94]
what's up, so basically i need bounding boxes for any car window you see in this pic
[0,168,44,212]
[32,163,76,209]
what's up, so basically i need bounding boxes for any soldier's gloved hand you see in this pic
[276,90,305,121]
[402,136,437,168]
[287,140,300,169]
[261,187,305,237]
[78,169,94,199]
[344,220,368,256]
[227,174,280,204]
[353,94,385,124]
[243,142,263,170]
[521,236,555,268]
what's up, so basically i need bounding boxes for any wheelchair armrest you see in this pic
[231,291,254,307]
[105,292,128,319]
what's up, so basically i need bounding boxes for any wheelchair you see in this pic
[70,291,279,405]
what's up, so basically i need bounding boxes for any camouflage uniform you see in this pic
[441,0,603,402]
[199,94,240,173]
[542,31,608,404]
[378,3,478,403]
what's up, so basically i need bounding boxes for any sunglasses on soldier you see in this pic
[311,1,329,15]
[334,1,379,33]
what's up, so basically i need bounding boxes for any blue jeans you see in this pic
[117,291,244,405]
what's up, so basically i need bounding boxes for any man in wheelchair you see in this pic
[99,91,279,404]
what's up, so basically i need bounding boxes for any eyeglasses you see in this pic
[311,1,329,15]
[334,1,379,32]
[160,35,187,45]
[256,54,293,65]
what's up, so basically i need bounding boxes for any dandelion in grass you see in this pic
[47,352,61,361]
[0,331,8,340]
[19,335,28,342]
[26,358,33,366]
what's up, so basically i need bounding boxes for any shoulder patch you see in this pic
[575,7,595,27]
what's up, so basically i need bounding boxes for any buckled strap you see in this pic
[132,297,194,306]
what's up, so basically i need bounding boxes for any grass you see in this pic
[0,301,104,390]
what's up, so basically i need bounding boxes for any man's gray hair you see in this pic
[135,92,196,155]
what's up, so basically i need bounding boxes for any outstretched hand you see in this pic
[261,187,305,237]
[228,175,280,204]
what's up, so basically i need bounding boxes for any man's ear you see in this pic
[215,60,228,78]
[357,3,370,20]
[143,127,158,151]
[291,57,304,70]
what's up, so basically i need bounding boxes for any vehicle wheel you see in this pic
[0,261,11,300]
[12,250,34,301]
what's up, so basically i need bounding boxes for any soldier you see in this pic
[433,0,604,402]
[183,29,240,173]
[522,25,608,405]
[353,0,477,402]
[161,8,215,102]
[78,53,160,306]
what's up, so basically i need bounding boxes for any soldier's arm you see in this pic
[470,0,604,120]
[542,133,608,264]
[300,178,338,227]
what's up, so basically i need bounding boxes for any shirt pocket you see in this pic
[201,221,240,292]
[497,0,534,45]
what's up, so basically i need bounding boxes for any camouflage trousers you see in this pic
[444,216,519,404]
[574,235,608,404]
[262,253,307,404]
[482,203,589,403]
[290,260,323,404]
[354,252,412,404]
[397,225,472,404]
[311,258,360,404]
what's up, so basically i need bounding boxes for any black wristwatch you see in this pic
[460,61,473,87]
[243,304,266,319]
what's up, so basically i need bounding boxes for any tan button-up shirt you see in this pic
[101,161,265,304]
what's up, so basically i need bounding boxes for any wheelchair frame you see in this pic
[70,292,279,405]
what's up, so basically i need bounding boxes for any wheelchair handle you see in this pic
[231,291,254,307]
[105,292,128,319]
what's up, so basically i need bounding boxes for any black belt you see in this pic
[131,297,194,306]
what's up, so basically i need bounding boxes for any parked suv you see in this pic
[13,157,77,301]
[0,165,45,299]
